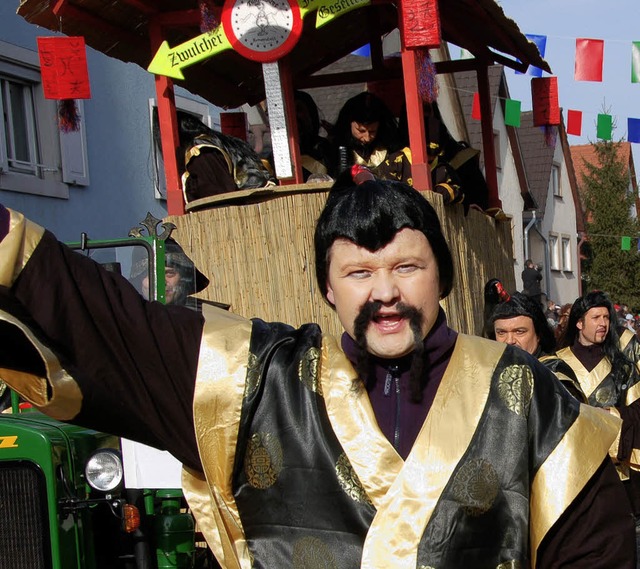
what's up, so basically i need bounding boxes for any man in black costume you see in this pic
[0,173,635,567]
[484,279,585,401]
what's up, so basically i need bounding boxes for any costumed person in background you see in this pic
[294,90,333,182]
[129,237,214,311]
[483,279,585,402]
[152,110,275,206]
[0,171,635,568]
[328,92,408,180]
[398,101,490,210]
[521,259,543,310]
[557,289,640,561]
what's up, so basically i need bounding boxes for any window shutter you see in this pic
[59,100,90,186]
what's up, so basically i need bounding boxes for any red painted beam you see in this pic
[476,63,502,210]
[149,19,184,216]
[401,49,431,192]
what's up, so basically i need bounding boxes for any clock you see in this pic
[222,0,303,63]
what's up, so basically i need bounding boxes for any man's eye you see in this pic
[348,270,370,279]
[397,265,418,273]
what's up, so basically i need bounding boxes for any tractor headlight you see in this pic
[85,449,123,492]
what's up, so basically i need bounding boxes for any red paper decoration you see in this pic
[574,38,604,82]
[401,0,441,49]
[531,77,560,126]
[471,92,481,120]
[37,37,91,100]
[566,109,583,136]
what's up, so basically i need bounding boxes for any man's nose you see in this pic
[370,274,399,304]
[505,333,518,345]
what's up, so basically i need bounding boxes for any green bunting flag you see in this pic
[622,236,632,251]
[597,114,613,140]
[504,99,521,127]
[633,42,640,83]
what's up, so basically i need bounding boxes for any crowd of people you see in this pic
[2,166,640,566]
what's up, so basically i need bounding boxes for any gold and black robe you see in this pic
[0,208,635,568]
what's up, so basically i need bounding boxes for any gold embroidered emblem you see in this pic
[451,458,499,516]
[244,352,261,398]
[298,347,322,394]
[244,432,283,489]
[497,561,521,569]
[498,365,534,415]
[335,453,372,505]
[292,536,337,568]
[595,385,614,405]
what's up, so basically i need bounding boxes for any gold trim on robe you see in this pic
[320,335,505,568]
[555,347,611,400]
[364,335,504,568]
[0,208,45,287]
[187,304,253,569]
[0,309,82,420]
[530,404,620,566]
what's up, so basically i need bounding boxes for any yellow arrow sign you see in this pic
[314,0,370,28]
[147,27,232,80]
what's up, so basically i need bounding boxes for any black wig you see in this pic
[485,288,556,355]
[314,171,453,303]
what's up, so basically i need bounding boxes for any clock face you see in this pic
[222,0,302,62]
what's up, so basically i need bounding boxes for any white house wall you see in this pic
[536,141,580,306]
[492,104,524,292]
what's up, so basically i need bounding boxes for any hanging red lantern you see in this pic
[400,0,441,49]
[531,76,560,127]
[400,0,441,103]
[37,36,91,132]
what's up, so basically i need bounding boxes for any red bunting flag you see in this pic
[471,92,481,120]
[37,36,91,100]
[531,77,560,126]
[566,110,583,136]
[574,38,604,82]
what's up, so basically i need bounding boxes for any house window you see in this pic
[551,163,561,197]
[0,40,89,198]
[549,233,560,270]
[561,236,572,271]
[2,78,38,175]
[149,96,213,200]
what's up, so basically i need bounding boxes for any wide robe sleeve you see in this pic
[0,208,204,471]
[538,456,636,567]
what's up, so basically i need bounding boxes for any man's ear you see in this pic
[576,319,584,331]
[326,280,335,306]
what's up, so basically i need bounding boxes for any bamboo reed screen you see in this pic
[166,186,515,337]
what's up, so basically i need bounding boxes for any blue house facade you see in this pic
[0,3,223,242]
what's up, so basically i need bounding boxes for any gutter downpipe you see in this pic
[533,223,551,302]
[523,211,537,262]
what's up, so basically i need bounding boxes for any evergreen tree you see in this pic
[581,138,640,310]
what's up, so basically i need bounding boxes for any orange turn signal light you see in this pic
[123,504,141,533]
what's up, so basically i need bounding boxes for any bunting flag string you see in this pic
[463,30,640,144]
